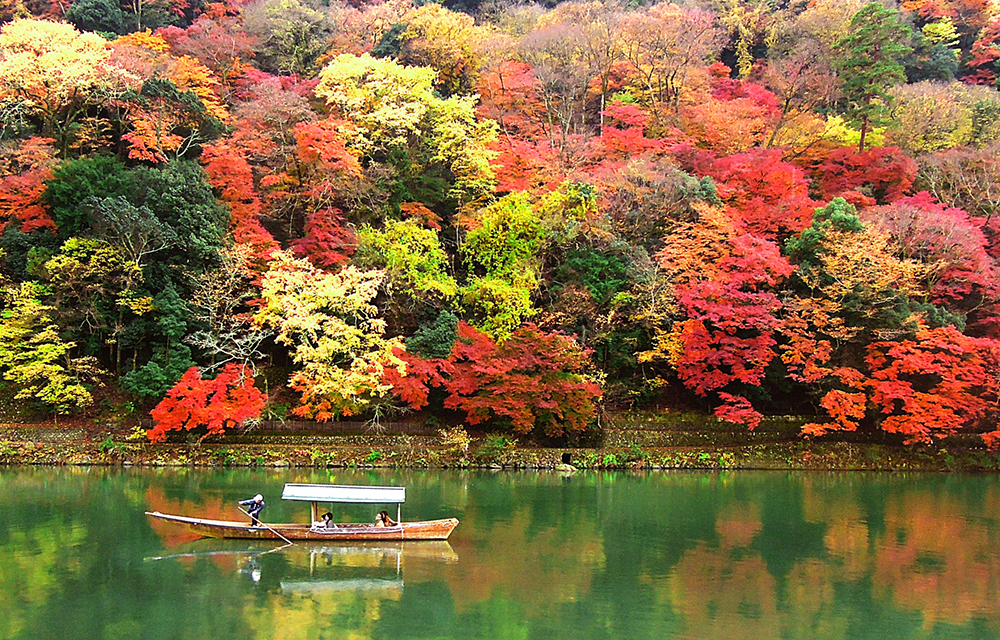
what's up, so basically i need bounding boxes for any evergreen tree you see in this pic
[834,2,913,152]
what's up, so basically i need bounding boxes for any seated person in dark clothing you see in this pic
[312,512,337,529]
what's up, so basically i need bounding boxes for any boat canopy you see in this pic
[281,483,406,504]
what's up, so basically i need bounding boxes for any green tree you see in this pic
[40,237,144,364]
[314,53,497,211]
[65,0,126,35]
[460,193,545,340]
[406,310,459,360]
[0,282,101,413]
[834,2,913,152]
[120,285,196,399]
[354,219,458,332]
[355,219,458,303]
[44,156,132,240]
[243,0,333,76]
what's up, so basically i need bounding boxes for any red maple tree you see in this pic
[201,142,279,265]
[384,322,602,436]
[701,148,817,238]
[803,324,1000,446]
[0,137,57,233]
[148,363,266,443]
[816,146,917,207]
[654,206,794,427]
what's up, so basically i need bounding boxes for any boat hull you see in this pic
[145,511,458,541]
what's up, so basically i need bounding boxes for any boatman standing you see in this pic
[239,494,265,526]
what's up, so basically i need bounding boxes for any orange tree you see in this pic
[383,319,602,438]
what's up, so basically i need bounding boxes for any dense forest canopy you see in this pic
[0,0,998,445]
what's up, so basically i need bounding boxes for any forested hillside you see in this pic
[0,0,998,445]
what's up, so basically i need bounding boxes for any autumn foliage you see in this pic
[384,322,602,437]
[0,137,57,232]
[148,363,266,442]
[0,3,999,447]
[802,324,1000,445]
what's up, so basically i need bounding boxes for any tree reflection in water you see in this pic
[1,468,999,640]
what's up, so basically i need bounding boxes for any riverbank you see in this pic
[2,412,999,471]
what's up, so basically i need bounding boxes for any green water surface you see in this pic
[1,467,998,640]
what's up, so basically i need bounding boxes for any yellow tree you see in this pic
[460,192,545,340]
[254,251,404,420]
[714,0,780,78]
[314,53,496,210]
[397,3,489,96]
[0,19,131,154]
[0,282,103,414]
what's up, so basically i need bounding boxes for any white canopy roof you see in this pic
[281,483,406,504]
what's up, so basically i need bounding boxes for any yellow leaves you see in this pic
[887,81,1000,153]
[119,295,154,316]
[255,251,403,419]
[807,227,929,308]
[170,55,229,122]
[398,3,487,94]
[0,18,107,56]
[313,53,496,205]
[114,30,170,53]
[782,296,859,342]
[315,53,436,150]
[355,219,458,300]
[0,282,100,413]
[461,274,538,341]
[0,19,119,108]
[637,325,684,366]
[822,115,884,149]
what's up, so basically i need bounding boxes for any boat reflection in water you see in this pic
[146,539,458,594]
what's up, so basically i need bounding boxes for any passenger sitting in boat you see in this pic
[312,512,337,529]
[374,510,397,527]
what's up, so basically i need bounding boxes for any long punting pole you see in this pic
[238,507,294,545]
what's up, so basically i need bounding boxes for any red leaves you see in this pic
[656,207,793,399]
[649,207,796,426]
[148,363,266,443]
[863,192,995,306]
[679,69,781,155]
[803,390,867,436]
[804,325,1000,445]
[0,137,57,233]
[701,148,817,238]
[715,393,762,430]
[200,142,278,264]
[293,119,361,176]
[964,18,1000,85]
[291,207,356,269]
[384,322,602,436]
[489,138,564,194]
[476,60,547,141]
[591,101,666,160]
[816,146,917,206]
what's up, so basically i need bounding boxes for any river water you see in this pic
[1,467,998,640]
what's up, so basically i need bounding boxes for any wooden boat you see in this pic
[145,483,459,541]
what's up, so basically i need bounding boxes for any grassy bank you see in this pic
[2,411,999,472]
